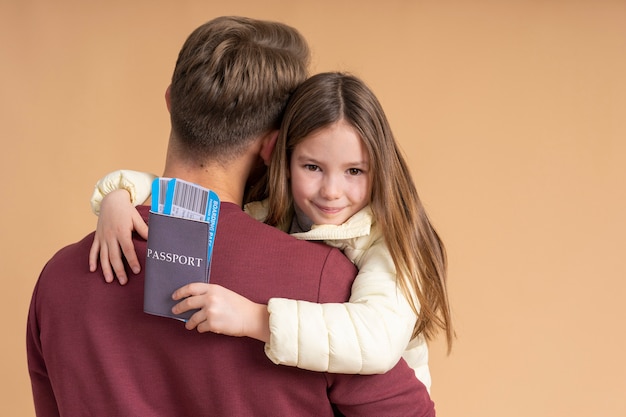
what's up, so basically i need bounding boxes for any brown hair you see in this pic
[265,72,454,350]
[168,16,309,164]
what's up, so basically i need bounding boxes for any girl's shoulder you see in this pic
[244,199,270,222]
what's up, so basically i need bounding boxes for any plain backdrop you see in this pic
[2,1,625,416]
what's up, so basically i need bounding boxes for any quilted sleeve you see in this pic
[90,170,156,215]
[264,238,417,374]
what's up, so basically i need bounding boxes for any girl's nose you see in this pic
[320,175,342,200]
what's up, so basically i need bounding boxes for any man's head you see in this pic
[168,16,310,165]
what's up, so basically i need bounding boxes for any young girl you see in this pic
[89,72,453,390]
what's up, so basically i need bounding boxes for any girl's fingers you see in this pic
[88,239,100,272]
[172,282,208,300]
[172,295,203,315]
[107,242,128,285]
[99,244,114,283]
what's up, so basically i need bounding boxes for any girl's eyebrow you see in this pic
[293,150,369,167]
[342,160,369,169]
[349,160,369,167]
[293,153,319,163]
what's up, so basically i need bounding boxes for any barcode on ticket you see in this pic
[169,180,210,221]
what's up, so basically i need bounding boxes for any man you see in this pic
[27,16,435,416]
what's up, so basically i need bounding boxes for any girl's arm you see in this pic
[173,231,418,375]
[170,205,420,376]
[88,170,156,284]
[265,235,417,374]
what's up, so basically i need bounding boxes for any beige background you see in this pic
[2,0,625,416]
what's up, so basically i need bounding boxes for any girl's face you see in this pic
[289,120,372,226]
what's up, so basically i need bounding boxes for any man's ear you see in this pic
[165,85,172,113]
[260,130,279,166]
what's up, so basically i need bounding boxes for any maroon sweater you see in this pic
[27,204,435,416]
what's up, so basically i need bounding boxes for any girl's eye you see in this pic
[304,164,320,172]
[347,168,363,176]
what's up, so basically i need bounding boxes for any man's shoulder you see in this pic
[219,203,357,273]
[220,203,328,246]
[40,232,95,274]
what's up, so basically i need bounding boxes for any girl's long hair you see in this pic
[264,72,453,350]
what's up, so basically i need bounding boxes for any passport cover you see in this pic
[144,211,211,321]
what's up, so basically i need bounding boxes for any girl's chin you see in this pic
[310,215,348,226]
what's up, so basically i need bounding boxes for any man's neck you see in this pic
[161,163,245,206]
[162,133,266,206]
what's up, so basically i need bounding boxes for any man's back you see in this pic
[28,205,434,416]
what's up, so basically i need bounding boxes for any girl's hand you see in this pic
[88,189,149,285]
[172,283,270,342]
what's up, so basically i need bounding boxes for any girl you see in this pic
[90,72,453,390]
